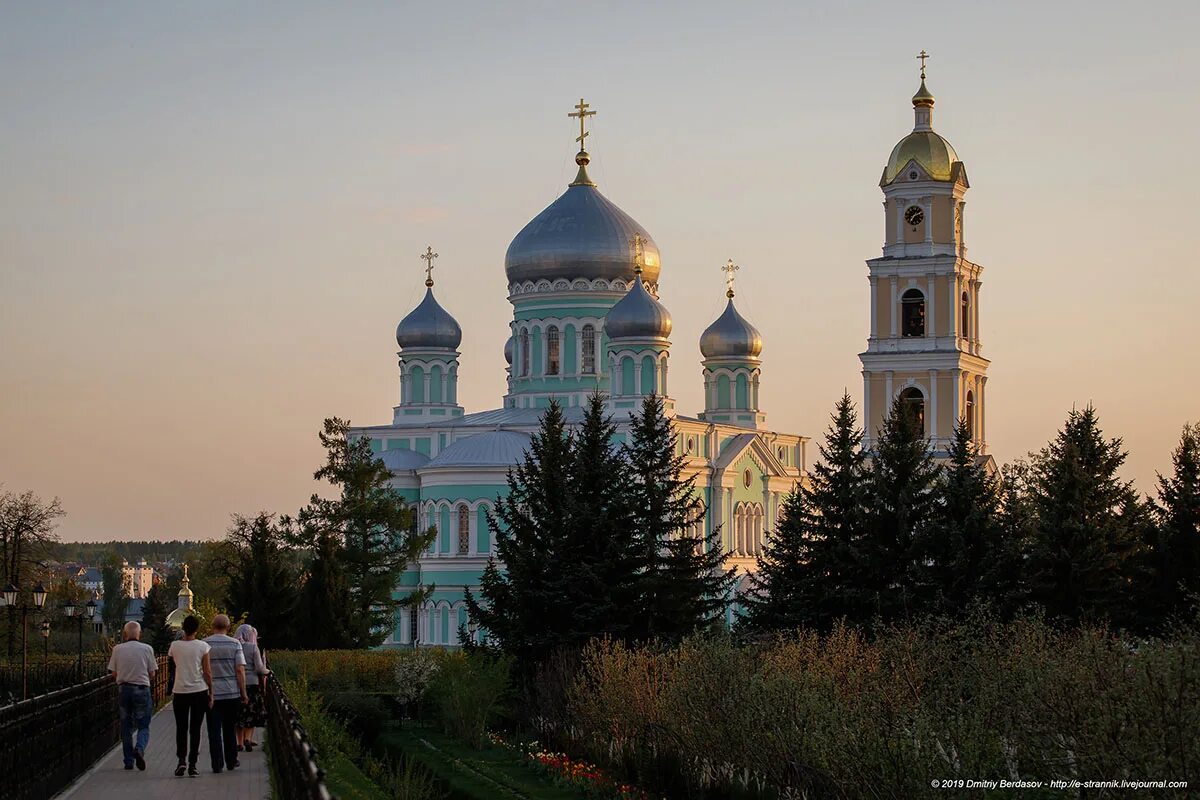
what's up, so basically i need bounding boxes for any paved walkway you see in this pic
[56,707,270,800]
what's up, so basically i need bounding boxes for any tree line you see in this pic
[742,394,1199,636]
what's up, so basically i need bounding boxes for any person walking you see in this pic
[107,621,158,772]
[167,615,212,777]
[204,614,247,773]
[234,624,268,752]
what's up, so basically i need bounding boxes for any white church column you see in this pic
[928,369,939,442]
[926,273,937,339]
[894,199,905,243]
[889,277,898,338]
[948,272,958,342]
[980,376,988,449]
[975,279,983,351]
[951,368,961,428]
[862,371,872,447]
[923,199,933,244]
[885,371,894,408]
[869,276,878,339]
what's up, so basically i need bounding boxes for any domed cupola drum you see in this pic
[393,247,465,423]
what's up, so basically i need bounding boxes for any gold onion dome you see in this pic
[395,286,462,350]
[604,273,672,340]
[700,296,763,360]
[883,75,960,185]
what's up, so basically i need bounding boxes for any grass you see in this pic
[378,723,585,800]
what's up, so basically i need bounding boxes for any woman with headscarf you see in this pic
[233,623,268,751]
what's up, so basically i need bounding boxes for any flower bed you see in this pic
[489,732,654,800]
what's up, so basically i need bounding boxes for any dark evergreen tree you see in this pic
[863,395,941,622]
[222,513,300,647]
[1026,405,1144,627]
[298,418,434,648]
[625,394,733,642]
[927,419,1020,616]
[741,393,869,633]
[139,580,174,652]
[466,401,575,665]
[558,394,641,641]
[293,528,356,649]
[100,552,130,635]
[1148,423,1200,621]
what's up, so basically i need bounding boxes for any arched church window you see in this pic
[581,325,596,374]
[408,507,419,534]
[457,504,470,554]
[961,292,970,339]
[965,391,975,439]
[899,387,925,433]
[520,328,530,377]
[901,289,925,338]
[546,326,560,375]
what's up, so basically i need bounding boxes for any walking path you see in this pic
[55,707,270,800]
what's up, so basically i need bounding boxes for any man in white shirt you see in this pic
[107,621,158,771]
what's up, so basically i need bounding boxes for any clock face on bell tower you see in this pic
[904,205,924,228]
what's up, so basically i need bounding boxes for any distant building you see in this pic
[121,559,156,600]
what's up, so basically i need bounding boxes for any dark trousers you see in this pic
[206,697,241,770]
[117,685,153,767]
[172,691,207,765]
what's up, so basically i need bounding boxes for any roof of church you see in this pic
[504,157,661,287]
[605,274,672,341]
[425,430,532,469]
[378,447,431,470]
[700,297,763,360]
[396,286,462,350]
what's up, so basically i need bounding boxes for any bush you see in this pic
[426,651,513,749]
[566,615,1200,799]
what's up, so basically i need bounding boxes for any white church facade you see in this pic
[349,63,989,647]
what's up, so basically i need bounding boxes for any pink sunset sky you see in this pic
[2,2,1197,541]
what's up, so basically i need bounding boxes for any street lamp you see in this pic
[63,595,99,679]
[466,619,479,646]
[2,582,48,701]
[40,620,50,667]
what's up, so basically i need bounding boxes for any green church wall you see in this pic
[415,438,431,456]
[476,506,490,553]
[439,507,451,553]
[563,325,577,374]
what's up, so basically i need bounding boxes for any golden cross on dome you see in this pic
[568,97,596,151]
[722,259,739,297]
[420,246,438,286]
[917,49,929,80]
[631,233,645,275]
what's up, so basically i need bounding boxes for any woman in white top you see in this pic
[234,624,269,751]
[168,615,212,778]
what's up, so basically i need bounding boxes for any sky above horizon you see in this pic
[2,2,1198,542]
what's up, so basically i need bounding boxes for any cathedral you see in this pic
[350,59,989,647]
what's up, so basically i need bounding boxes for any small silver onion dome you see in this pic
[700,297,762,359]
[504,335,514,365]
[604,276,672,340]
[396,286,462,350]
[504,152,661,286]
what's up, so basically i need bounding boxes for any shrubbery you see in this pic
[561,615,1200,799]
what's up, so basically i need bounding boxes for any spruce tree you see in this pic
[1026,405,1144,627]
[927,419,1019,616]
[741,393,869,633]
[1148,423,1200,620]
[864,395,941,622]
[139,581,174,652]
[559,393,641,641]
[223,513,300,647]
[298,418,434,648]
[624,394,733,642]
[293,528,356,649]
[465,401,575,665]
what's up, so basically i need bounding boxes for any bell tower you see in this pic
[859,53,990,454]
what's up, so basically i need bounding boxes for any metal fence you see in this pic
[0,657,111,707]
[0,655,167,800]
[265,673,335,800]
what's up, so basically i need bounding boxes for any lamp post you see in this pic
[40,620,50,667]
[467,619,479,646]
[2,582,48,701]
[63,596,98,680]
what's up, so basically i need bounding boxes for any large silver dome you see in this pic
[504,163,661,287]
[700,298,763,359]
[604,277,671,341]
[396,286,462,350]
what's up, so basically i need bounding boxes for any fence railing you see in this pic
[265,673,335,800]
[0,655,167,800]
[0,657,111,707]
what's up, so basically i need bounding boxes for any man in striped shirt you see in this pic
[204,614,247,773]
